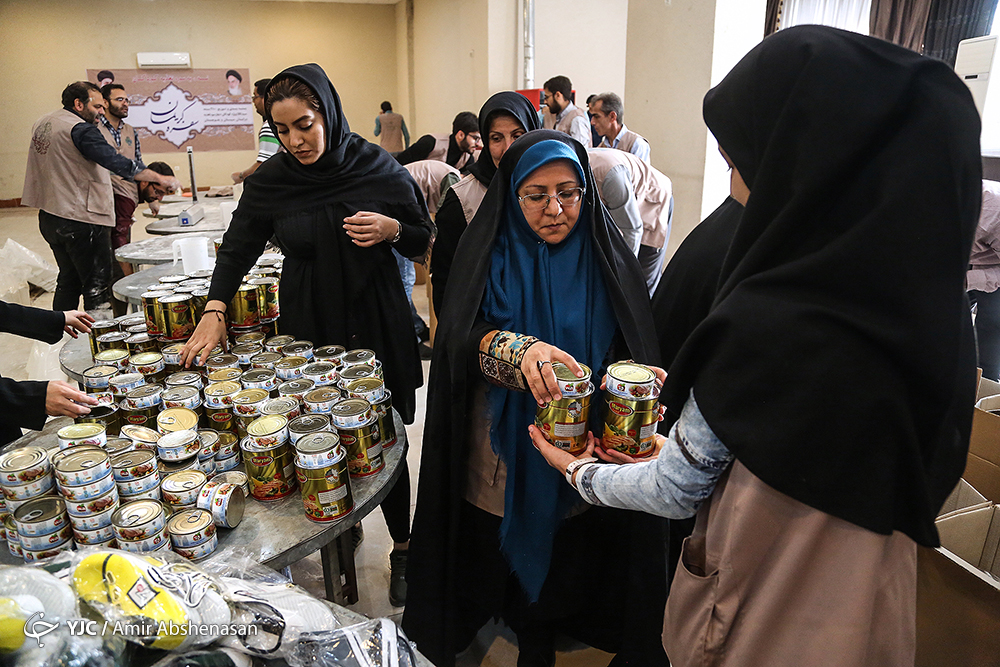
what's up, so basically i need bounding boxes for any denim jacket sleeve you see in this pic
[576,390,732,519]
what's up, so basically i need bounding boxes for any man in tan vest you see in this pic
[542,75,592,147]
[22,81,179,313]
[590,92,651,163]
[375,101,410,153]
[394,111,481,171]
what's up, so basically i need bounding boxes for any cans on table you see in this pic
[54,447,111,487]
[13,495,69,538]
[241,368,279,396]
[314,345,346,366]
[274,356,308,381]
[231,343,264,367]
[141,291,168,337]
[249,276,280,320]
[330,399,384,477]
[96,331,129,353]
[105,437,135,457]
[229,283,261,327]
[88,319,118,357]
[111,499,165,541]
[303,361,338,387]
[109,372,145,398]
[235,331,266,346]
[125,333,158,355]
[165,370,203,390]
[94,348,130,373]
[82,365,118,404]
[249,351,283,370]
[157,429,202,462]
[204,380,241,408]
[345,377,385,404]
[208,482,244,528]
[75,402,121,435]
[119,424,160,450]
[241,428,296,501]
[0,447,50,486]
[339,364,376,387]
[278,378,314,403]
[167,508,217,556]
[282,341,313,361]
[303,387,341,414]
[161,343,186,371]
[124,384,163,410]
[214,471,250,496]
[264,335,295,354]
[161,470,207,506]
[342,349,376,367]
[157,407,200,434]
[57,469,117,503]
[158,293,196,340]
[232,388,269,419]
[207,368,242,385]
[162,385,202,411]
[295,442,352,522]
[373,390,397,448]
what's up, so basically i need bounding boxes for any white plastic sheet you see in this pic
[0,238,58,293]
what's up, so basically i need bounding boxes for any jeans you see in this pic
[971,288,1000,380]
[393,248,427,337]
[38,210,112,311]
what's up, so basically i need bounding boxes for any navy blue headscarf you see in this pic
[480,139,617,600]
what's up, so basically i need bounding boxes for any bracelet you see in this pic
[565,457,598,488]
[203,309,226,321]
[389,219,402,244]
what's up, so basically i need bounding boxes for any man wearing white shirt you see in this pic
[542,75,592,148]
[590,92,651,163]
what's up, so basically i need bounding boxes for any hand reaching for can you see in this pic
[46,381,97,418]
[181,300,228,368]
[521,342,584,406]
[63,310,94,338]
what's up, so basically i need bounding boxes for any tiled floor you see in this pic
[0,204,614,666]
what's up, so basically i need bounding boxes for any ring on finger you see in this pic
[536,359,551,372]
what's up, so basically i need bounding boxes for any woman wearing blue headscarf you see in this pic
[404,130,667,667]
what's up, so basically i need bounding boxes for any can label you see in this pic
[242,442,296,500]
[337,424,384,477]
[296,455,352,522]
[603,396,659,458]
[535,385,593,455]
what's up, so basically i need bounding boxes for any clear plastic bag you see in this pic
[286,617,419,667]
[0,239,58,293]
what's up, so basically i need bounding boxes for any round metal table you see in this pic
[144,197,231,236]
[111,263,185,306]
[115,233,218,266]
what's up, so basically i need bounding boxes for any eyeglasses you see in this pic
[518,187,585,211]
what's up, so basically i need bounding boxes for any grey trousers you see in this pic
[638,244,665,296]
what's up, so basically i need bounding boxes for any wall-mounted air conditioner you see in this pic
[136,52,191,69]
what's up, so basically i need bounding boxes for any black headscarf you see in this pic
[664,26,982,546]
[240,63,428,218]
[466,91,543,186]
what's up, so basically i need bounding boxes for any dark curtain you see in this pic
[923,0,999,66]
[765,0,783,36]
[870,0,936,51]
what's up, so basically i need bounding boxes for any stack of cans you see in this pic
[602,362,661,459]
[215,432,241,474]
[0,447,56,520]
[293,432,353,522]
[112,499,170,554]
[167,508,218,560]
[241,414,296,501]
[196,480,245,528]
[12,496,74,563]
[330,399,384,478]
[56,445,121,535]
[161,470,207,511]
[111,449,160,504]
[196,429,221,477]
[56,423,106,451]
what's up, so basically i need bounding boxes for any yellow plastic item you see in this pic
[0,597,27,652]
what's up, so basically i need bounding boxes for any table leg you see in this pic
[320,533,359,605]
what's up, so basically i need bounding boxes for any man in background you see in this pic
[375,101,410,153]
[394,112,481,171]
[22,81,179,313]
[590,92,651,163]
[542,75,591,147]
[233,78,283,184]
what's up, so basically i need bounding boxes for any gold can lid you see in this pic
[205,380,242,396]
[112,499,163,527]
[235,332,267,345]
[162,470,207,493]
[119,424,161,443]
[607,362,655,384]
[295,431,340,455]
[130,352,163,365]
[111,449,156,470]
[57,423,105,440]
[94,349,129,362]
[14,496,65,525]
[304,388,340,403]
[275,355,307,369]
[157,408,200,432]
[0,446,48,475]
[346,378,383,394]
[551,362,591,382]
[166,508,213,536]
[207,369,242,383]
[261,397,299,415]
[83,365,118,380]
[50,445,104,470]
[330,398,371,418]
[232,343,264,355]
[217,432,238,448]
[247,414,288,437]
[55,448,109,474]
[288,414,331,434]
[233,388,269,405]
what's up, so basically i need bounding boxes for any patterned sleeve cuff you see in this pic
[478,330,540,391]
[576,464,605,505]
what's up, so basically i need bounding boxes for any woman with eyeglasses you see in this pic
[404,130,669,667]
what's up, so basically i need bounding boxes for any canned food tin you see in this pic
[157,429,202,461]
[120,402,157,430]
[274,356,308,380]
[249,277,280,320]
[230,283,260,327]
[204,380,241,408]
[373,390,397,448]
[119,424,160,449]
[335,410,384,478]
[303,361,338,387]
[125,324,148,335]
[249,351,283,370]
[126,333,159,355]
[4,514,17,544]
[159,273,189,285]
[157,407,200,434]
[241,439,296,501]
[303,387,341,414]
[124,383,163,410]
[295,432,341,468]
[75,402,120,433]
[54,448,112,487]
[339,364,376,387]
[235,331,266,346]
[261,396,300,422]
[6,493,56,514]
[115,526,169,553]
[0,475,55,501]
[167,508,216,548]
[82,365,118,390]
[605,362,658,401]
[13,496,67,536]
[7,538,22,559]
[68,502,117,531]
[241,368,279,395]
[0,447,50,485]
[550,362,592,397]
[158,457,201,476]
[18,521,72,550]
[296,447,353,522]
[116,471,161,496]
[22,538,74,563]
[197,430,220,459]
[96,331,130,353]
[162,385,202,410]
[209,483,244,528]
[603,393,661,459]
[112,499,165,540]
[105,437,135,457]
[63,486,118,517]
[111,449,157,481]
[161,343,186,368]
[57,423,106,450]
[265,335,295,353]
[215,452,241,473]
[535,383,595,455]
[204,405,235,433]
[197,457,216,477]
[89,319,119,357]
[109,373,145,398]
[196,480,221,510]
[282,341,314,361]
[119,485,162,503]
[232,388,269,417]
[173,531,218,561]
[116,312,145,327]
[231,343,264,367]
[165,371,203,390]
[214,471,250,496]
[161,470,207,506]
[278,378,314,402]
[159,293,195,340]
[50,445,100,474]
[346,377,385,403]
[141,292,168,337]
[314,345,346,365]
[330,399,375,430]
[207,368,242,384]
[73,523,116,545]
[247,415,288,447]
[130,352,165,380]
[342,349,376,367]
[58,470,117,502]
[94,348,130,372]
